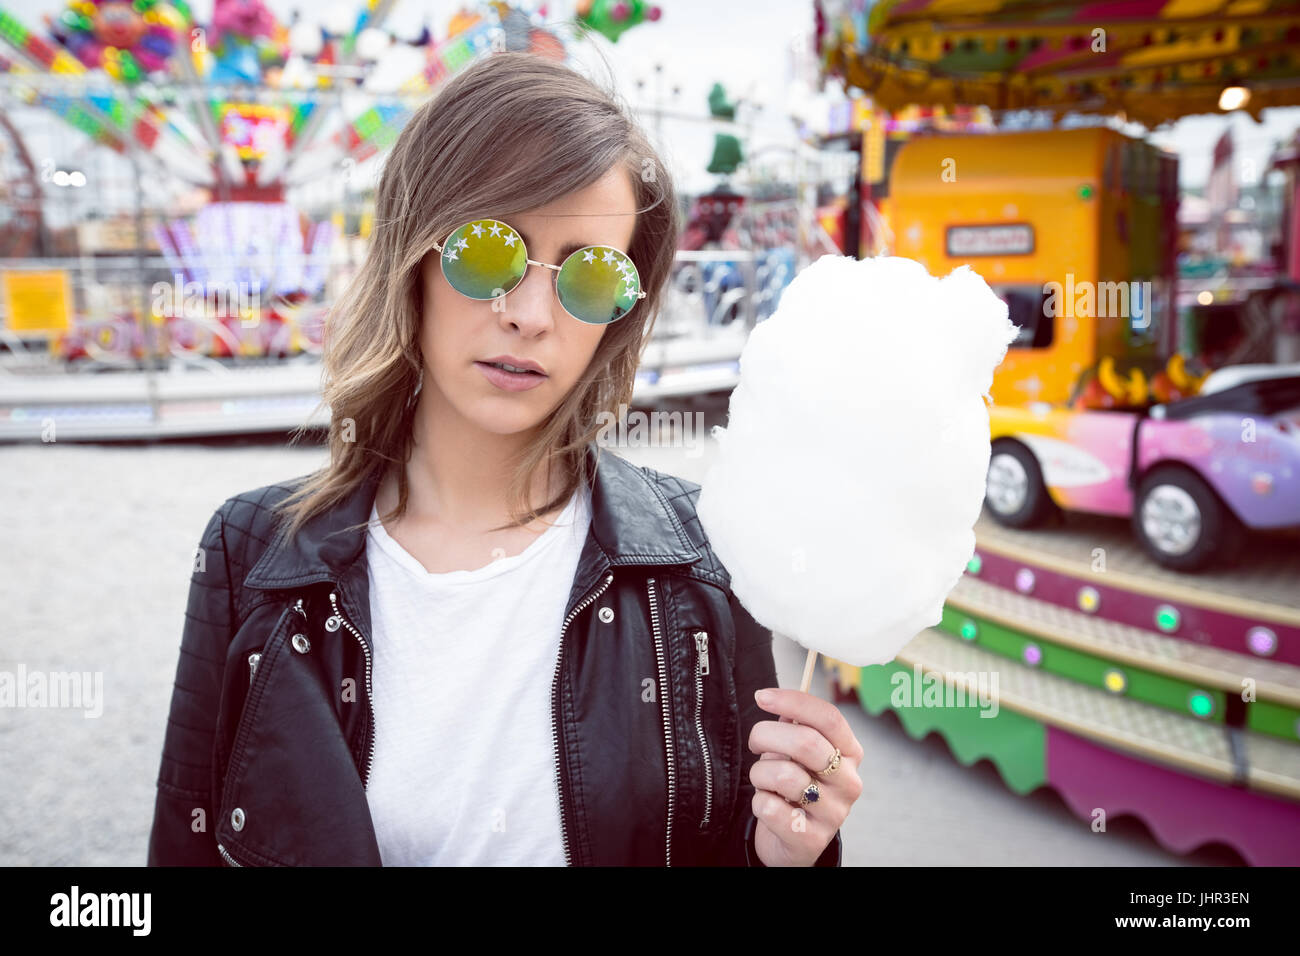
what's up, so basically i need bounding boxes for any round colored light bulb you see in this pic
[1188,691,1214,718]
[1155,605,1180,633]
[1015,568,1036,594]
[1246,627,1277,657]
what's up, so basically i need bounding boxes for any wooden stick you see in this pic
[798,646,818,694]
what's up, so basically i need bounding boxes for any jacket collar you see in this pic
[243,441,701,592]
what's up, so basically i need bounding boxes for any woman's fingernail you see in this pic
[756,689,774,706]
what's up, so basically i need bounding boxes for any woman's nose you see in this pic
[496,263,556,336]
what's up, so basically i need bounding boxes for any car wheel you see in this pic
[985,440,1057,528]
[1132,466,1245,572]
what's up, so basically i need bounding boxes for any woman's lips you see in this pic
[474,361,548,392]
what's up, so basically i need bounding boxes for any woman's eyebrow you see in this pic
[514,226,588,262]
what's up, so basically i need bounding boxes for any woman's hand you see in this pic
[748,687,864,866]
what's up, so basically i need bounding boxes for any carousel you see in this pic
[0,0,671,439]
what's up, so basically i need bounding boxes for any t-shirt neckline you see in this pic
[367,484,588,586]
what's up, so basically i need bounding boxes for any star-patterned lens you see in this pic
[439,219,528,300]
[555,245,643,325]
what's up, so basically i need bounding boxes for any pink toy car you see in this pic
[984,368,1300,571]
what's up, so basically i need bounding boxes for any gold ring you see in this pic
[799,781,820,807]
[815,747,841,776]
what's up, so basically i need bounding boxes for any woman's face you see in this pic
[419,165,639,437]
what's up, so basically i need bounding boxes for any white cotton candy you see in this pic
[697,254,1018,668]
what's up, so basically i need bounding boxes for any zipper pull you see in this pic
[217,842,244,867]
[292,597,306,618]
[247,652,261,685]
[694,631,709,676]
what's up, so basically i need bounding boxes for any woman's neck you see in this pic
[380,388,560,533]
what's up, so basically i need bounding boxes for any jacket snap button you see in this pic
[231,807,245,831]
[325,615,342,633]
[291,632,311,653]
[598,606,614,623]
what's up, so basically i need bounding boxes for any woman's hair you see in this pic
[273,50,680,543]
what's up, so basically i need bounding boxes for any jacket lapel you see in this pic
[565,444,701,611]
[243,466,382,591]
[243,442,702,598]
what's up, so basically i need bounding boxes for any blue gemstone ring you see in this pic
[799,781,820,808]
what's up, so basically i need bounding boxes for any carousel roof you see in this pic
[817,0,1300,126]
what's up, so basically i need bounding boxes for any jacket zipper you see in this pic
[647,576,674,867]
[217,842,243,867]
[693,630,712,829]
[551,570,615,867]
[328,589,376,788]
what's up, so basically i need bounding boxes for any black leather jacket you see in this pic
[147,442,843,866]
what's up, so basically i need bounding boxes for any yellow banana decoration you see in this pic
[1128,367,1148,405]
[1098,356,1126,399]
[1167,352,1191,391]
[1096,356,1151,404]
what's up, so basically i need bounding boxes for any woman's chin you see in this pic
[464,402,551,437]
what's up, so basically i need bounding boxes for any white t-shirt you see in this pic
[362,481,592,866]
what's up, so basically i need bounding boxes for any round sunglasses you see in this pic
[431,218,647,325]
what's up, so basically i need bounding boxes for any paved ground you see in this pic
[0,422,1240,865]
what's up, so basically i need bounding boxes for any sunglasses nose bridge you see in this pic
[509,257,560,306]
[493,259,559,326]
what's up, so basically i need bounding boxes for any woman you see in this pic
[147,51,862,867]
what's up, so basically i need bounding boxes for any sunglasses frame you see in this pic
[431,218,648,325]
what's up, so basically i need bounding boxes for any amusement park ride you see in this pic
[0,0,701,437]
[813,0,1300,865]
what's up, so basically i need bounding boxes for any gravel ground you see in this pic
[0,421,1238,865]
